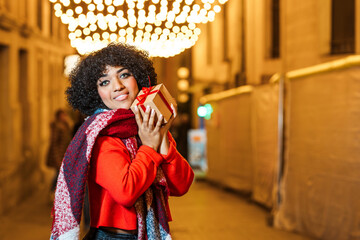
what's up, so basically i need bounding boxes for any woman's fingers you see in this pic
[142,106,151,126]
[154,114,163,132]
[133,106,143,126]
[171,103,177,118]
[148,109,156,128]
[163,103,177,128]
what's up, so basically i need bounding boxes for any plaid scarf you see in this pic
[50,108,171,240]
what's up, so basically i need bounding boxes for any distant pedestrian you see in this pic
[46,109,72,193]
[72,110,85,136]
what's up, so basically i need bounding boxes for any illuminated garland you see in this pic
[49,0,228,57]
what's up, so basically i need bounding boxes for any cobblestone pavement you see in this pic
[0,180,314,240]
[169,180,314,240]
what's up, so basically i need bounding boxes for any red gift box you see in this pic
[131,84,177,123]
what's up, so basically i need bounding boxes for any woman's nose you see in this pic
[114,78,124,91]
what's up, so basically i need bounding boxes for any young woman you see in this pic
[50,43,194,240]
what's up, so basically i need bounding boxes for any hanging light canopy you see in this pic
[49,0,228,57]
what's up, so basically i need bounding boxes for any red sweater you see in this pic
[88,133,194,230]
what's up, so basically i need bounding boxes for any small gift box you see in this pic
[131,83,177,123]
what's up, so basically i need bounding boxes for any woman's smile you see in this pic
[114,94,128,101]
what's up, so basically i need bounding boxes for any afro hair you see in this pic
[66,43,157,116]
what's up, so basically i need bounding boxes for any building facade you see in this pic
[189,0,360,239]
[0,0,73,214]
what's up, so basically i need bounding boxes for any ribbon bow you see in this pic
[135,76,173,115]
[136,76,158,110]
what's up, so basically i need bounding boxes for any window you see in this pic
[331,0,355,54]
[19,49,31,151]
[0,45,9,161]
[37,0,43,30]
[270,0,280,58]
[49,3,54,36]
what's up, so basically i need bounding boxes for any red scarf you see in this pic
[50,109,171,240]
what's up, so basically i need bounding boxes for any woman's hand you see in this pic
[134,105,163,152]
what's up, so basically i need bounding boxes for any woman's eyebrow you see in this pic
[98,67,127,79]
[117,67,127,73]
[99,73,108,78]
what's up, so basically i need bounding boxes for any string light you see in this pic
[49,0,228,57]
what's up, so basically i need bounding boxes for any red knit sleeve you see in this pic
[92,136,163,207]
[161,133,194,196]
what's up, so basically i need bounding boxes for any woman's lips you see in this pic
[114,94,128,101]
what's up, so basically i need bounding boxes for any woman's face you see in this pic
[97,65,139,110]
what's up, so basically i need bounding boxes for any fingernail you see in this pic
[134,106,138,111]
[151,109,155,114]
[146,105,150,111]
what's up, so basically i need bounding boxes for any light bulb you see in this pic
[93,33,100,40]
[149,5,156,12]
[173,26,180,33]
[104,0,112,5]
[145,25,153,32]
[102,32,110,39]
[54,3,61,11]
[66,9,74,16]
[89,24,97,31]
[116,10,124,17]
[155,27,162,35]
[137,3,144,9]
[88,4,95,11]
[151,33,158,40]
[183,5,190,12]
[165,22,173,29]
[107,6,115,13]
[75,29,82,37]
[68,32,76,40]
[163,28,170,35]
[75,6,82,14]
[204,3,211,10]
[214,5,221,13]
[55,10,62,17]
[119,29,126,36]
[193,4,200,12]
[97,4,105,11]
[126,27,134,34]
[84,28,91,35]
[128,1,135,9]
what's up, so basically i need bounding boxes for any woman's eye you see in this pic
[99,80,109,86]
[120,72,131,79]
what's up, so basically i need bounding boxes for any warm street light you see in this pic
[49,0,228,57]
